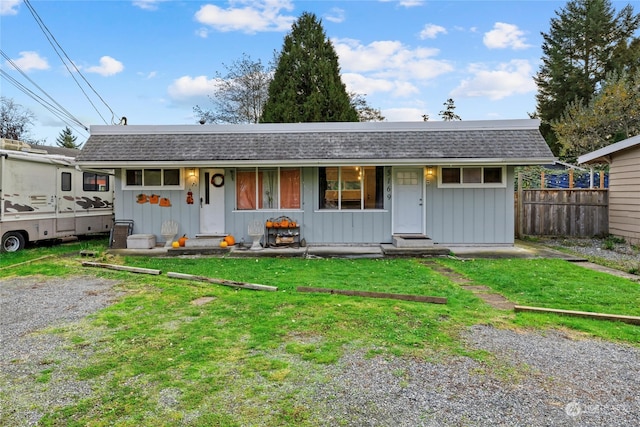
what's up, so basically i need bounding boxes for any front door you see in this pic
[392,167,424,234]
[199,168,225,235]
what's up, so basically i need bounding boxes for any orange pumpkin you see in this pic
[178,235,188,247]
[280,220,289,228]
[273,222,280,228]
[266,221,273,228]
[224,235,235,246]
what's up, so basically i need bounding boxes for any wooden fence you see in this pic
[515,188,609,238]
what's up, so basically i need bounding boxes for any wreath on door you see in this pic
[211,173,224,187]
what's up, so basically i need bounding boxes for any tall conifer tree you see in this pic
[534,0,640,155]
[261,12,358,123]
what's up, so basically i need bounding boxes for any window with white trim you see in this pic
[438,166,506,188]
[236,167,301,210]
[319,166,384,210]
[122,168,183,189]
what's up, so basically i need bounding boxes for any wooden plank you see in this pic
[82,261,161,275]
[514,305,640,325]
[0,255,54,271]
[167,271,277,292]
[297,286,447,304]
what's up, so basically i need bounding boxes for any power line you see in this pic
[1,69,88,138]
[1,49,88,133]
[22,0,123,125]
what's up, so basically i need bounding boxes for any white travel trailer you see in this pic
[0,139,114,252]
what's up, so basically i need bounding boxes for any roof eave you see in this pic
[578,134,640,164]
[77,157,556,169]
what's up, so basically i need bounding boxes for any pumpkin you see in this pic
[280,220,289,228]
[171,241,180,248]
[266,221,273,228]
[224,235,235,246]
[273,222,280,228]
[178,235,188,247]
[219,240,228,248]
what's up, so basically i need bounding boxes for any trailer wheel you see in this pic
[1,232,25,252]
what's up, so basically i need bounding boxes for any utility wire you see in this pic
[1,49,88,131]
[23,0,122,125]
[1,69,89,138]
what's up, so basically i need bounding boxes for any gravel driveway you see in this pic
[1,274,639,426]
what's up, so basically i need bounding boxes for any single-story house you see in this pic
[578,134,640,245]
[77,119,554,247]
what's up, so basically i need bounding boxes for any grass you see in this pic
[2,242,639,426]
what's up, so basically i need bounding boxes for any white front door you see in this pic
[199,168,225,235]
[393,167,424,234]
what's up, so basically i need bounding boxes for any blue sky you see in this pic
[1,0,576,145]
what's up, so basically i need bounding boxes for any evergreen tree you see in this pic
[56,126,80,149]
[261,12,358,123]
[439,98,461,121]
[535,0,640,155]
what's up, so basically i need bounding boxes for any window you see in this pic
[319,166,384,210]
[61,172,72,191]
[236,167,301,210]
[439,166,505,187]
[123,168,183,188]
[83,172,110,192]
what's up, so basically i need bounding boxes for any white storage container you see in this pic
[126,234,156,249]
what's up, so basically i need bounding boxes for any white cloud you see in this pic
[167,75,220,102]
[6,51,49,72]
[450,59,536,100]
[195,27,210,38]
[85,56,124,76]
[0,0,20,15]
[419,24,446,40]
[132,0,168,11]
[137,71,157,79]
[194,0,295,33]
[483,22,531,50]
[324,7,345,23]
[382,107,426,122]
[342,73,418,98]
[333,38,453,98]
[379,0,424,7]
[334,39,453,80]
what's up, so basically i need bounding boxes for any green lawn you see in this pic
[1,243,639,426]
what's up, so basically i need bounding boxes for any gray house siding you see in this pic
[114,165,514,245]
[426,168,515,244]
[113,173,199,238]
[81,121,554,246]
[226,167,392,245]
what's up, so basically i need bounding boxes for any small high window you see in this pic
[123,168,183,189]
[439,166,505,188]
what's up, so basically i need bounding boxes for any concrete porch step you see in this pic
[392,234,435,248]
[185,237,224,247]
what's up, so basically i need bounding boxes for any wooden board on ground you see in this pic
[297,286,447,304]
[514,305,640,325]
[167,272,278,292]
[82,261,161,275]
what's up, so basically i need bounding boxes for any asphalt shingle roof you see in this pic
[78,121,554,164]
